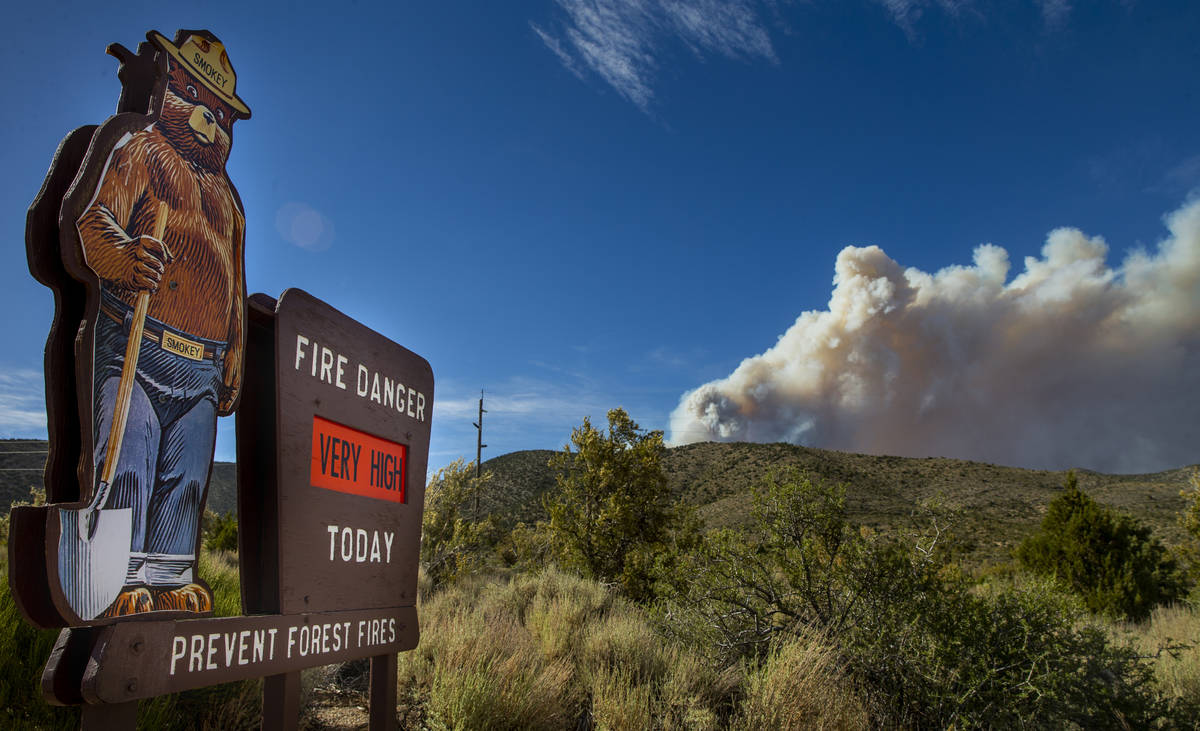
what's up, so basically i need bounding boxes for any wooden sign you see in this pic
[10,28,250,629]
[237,289,433,616]
[80,606,416,703]
[11,28,434,730]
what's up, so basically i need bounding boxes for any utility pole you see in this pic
[472,390,487,516]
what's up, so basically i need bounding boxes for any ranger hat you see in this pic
[148,30,251,117]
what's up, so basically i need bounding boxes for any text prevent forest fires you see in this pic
[168,615,398,676]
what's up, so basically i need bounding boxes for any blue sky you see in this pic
[2,1,1197,472]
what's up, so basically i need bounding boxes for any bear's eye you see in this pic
[216,108,225,121]
[186,85,198,99]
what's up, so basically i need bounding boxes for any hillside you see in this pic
[477,441,1195,568]
[1,439,238,516]
[6,438,1193,569]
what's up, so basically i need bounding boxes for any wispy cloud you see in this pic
[531,0,777,113]
[0,369,48,437]
[533,1,1098,110]
[627,345,713,373]
[434,377,623,428]
[1036,0,1072,28]
[1087,141,1200,198]
[871,0,973,36]
[430,374,667,468]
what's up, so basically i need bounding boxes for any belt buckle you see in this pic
[161,331,205,361]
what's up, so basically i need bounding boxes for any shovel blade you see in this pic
[56,506,132,621]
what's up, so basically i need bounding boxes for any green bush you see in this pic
[1016,471,1186,621]
[1180,470,1200,585]
[421,459,501,589]
[657,467,1185,728]
[202,510,239,553]
[544,408,681,601]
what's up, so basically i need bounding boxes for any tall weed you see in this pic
[1114,603,1200,712]
[401,566,736,729]
[402,573,584,729]
[734,634,868,731]
[589,667,655,730]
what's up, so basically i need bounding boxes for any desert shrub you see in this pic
[1180,470,1200,586]
[587,667,653,730]
[544,408,684,601]
[1112,603,1200,715]
[423,617,578,730]
[1016,471,1186,621]
[202,510,238,553]
[733,633,868,731]
[881,576,1175,729]
[527,594,609,662]
[656,468,912,660]
[658,468,1182,728]
[421,459,501,589]
[401,571,587,729]
[399,566,738,729]
[498,520,555,570]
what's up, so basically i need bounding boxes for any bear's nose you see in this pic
[203,110,214,125]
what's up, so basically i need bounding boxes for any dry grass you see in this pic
[1113,603,1200,709]
[398,567,875,729]
[400,570,590,729]
[589,667,655,730]
[400,567,747,729]
[734,634,869,731]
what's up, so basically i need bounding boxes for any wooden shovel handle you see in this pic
[98,200,170,487]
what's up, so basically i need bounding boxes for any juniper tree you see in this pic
[544,408,674,600]
[420,458,499,588]
[1016,470,1185,621]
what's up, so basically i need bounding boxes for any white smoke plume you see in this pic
[669,198,1200,473]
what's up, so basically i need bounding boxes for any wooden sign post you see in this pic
[236,289,433,728]
[9,30,433,730]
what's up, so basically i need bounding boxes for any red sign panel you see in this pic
[310,415,406,503]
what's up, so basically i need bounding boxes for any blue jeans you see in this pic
[93,289,226,587]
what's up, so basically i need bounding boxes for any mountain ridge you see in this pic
[4,438,1192,568]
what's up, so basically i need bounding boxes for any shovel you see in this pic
[56,201,169,621]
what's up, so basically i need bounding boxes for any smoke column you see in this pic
[669,199,1200,473]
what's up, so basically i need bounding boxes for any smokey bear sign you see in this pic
[9,29,431,730]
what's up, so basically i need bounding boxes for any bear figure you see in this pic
[71,30,250,619]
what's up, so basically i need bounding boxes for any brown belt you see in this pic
[99,301,222,362]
